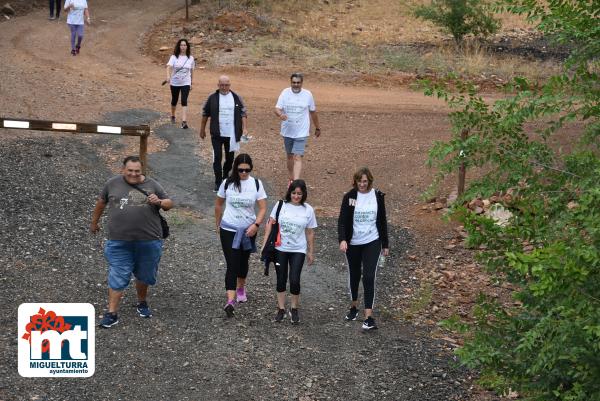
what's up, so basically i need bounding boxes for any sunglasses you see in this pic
[238,168,252,173]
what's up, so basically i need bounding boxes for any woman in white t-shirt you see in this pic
[338,167,389,331]
[262,180,317,324]
[166,39,195,129]
[64,0,90,56]
[215,153,267,318]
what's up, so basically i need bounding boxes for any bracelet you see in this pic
[254,223,260,228]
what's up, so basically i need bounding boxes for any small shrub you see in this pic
[414,0,500,44]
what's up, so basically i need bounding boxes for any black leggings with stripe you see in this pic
[346,239,381,309]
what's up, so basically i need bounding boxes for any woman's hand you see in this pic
[245,224,258,238]
[382,248,390,256]
[307,252,314,265]
[339,240,348,253]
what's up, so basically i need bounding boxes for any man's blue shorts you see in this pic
[104,240,163,291]
[283,136,307,156]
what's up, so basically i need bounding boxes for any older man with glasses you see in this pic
[274,73,321,185]
[200,75,249,192]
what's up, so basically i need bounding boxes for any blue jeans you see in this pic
[104,240,163,291]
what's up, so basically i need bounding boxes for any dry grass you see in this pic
[183,0,565,84]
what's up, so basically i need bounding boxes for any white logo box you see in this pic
[18,303,95,378]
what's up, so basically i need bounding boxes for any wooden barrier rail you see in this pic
[1,117,151,172]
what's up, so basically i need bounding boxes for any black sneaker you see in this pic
[274,308,285,322]
[99,312,119,328]
[136,301,152,318]
[362,316,378,330]
[224,303,235,318]
[181,121,189,129]
[345,306,358,321]
[289,308,300,324]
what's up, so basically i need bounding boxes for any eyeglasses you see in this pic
[238,168,252,173]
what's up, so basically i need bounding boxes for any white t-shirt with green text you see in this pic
[350,189,379,245]
[270,202,317,254]
[218,177,267,231]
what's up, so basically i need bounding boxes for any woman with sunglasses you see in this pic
[338,166,389,330]
[215,153,267,318]
[262,179,317,324]
[166,38,195,129]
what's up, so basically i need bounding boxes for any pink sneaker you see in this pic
[236,287,247,303]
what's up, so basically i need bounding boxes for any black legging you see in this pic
[275,251,306,295]
[346,239,381,309]
[170,85,190,107]
[49,0,61,17]
[211,136,234,185]
[220,229,255,291]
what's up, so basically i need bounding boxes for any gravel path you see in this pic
[0,125,471,400]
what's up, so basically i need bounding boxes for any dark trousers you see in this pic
[275,251,306,295]
[49,0,61,17]
[346,239,381,309]
[211,136,234,185]
[170,85,190,107]
[220,229,254,291]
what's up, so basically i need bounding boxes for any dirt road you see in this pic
[0,1,493,400]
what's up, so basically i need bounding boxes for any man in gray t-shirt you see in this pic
[91,156,173,328]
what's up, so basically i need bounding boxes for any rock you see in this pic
[2,3,15,15]
[159,46,170,51]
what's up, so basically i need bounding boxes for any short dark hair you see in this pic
[285,179,307,205]
[123,155,143,166]
[290,72,304,82]
[174,39,191,57]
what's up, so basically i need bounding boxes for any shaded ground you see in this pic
[0,0,503,400]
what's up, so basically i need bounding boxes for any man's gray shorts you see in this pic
[283,136,307,155]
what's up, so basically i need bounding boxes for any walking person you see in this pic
[215,153,267,318]
[48,0,61,20]
[338,167,389,330]
[274,73,321,184]
[199,75,249,192]
[262,180,317,324]
[166,39,195,129]
[64,0,90,56]
[91,156,173,328]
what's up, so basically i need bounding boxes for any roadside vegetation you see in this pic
[425,0,600,399]
[150,0,566,86]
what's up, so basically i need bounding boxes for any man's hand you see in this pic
[315,128,321,137]
[147,193,162,206]
[307,252,314,265]
[278,113,288,121]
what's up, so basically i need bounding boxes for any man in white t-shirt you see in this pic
[274,73,321,183]
[200,76,249,192]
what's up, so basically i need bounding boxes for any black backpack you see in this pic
[260,200,284,276]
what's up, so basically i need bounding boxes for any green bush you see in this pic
[424,0,600,399]
[414,0,499,44]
